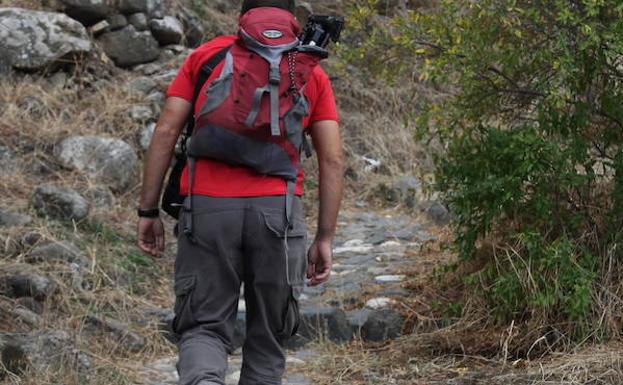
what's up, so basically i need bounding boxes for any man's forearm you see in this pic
[139,97,191,209]
[316,157,344,242]
[139,126,179,209]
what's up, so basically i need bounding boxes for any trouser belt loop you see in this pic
[184,157,197,244]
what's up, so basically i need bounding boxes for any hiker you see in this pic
[136,0,343,384]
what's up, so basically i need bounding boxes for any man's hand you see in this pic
[136,97,190,258]
[137,217,165,257]
[308,119,343,286]
[307,238,333,286]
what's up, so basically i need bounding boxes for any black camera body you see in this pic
[299,15,345,48]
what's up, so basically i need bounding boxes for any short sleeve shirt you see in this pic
[167,35,339,197]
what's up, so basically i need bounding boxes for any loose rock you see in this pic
[296,306,352,343]
[118,0,165,17]
[365,297,396,310]
[31,184,90,221]
[428,200,451,226]
[361,309,404,341]
[3,265,56,300]
[139,123,156,151]
[149,16,184,45]
[0,208,32,227]
[85,315,146,352]
[60,0,112,26]
[89,19,110,35]
[99,25,159,67]
[128,13,149,30]
[27,241,89,268]
[88,185,115,209]
[106,14,128,30]
[0,8,91,71]
[129,105,155,121]
[54,135,138,192]
[128,76,159,95]
[1,330,88,375]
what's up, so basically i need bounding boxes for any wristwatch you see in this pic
[137,208,160,218]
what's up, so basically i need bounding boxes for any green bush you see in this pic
[344,0,623,340]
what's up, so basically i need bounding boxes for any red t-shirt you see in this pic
[167,35,339,197]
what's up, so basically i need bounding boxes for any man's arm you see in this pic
[137,97,191,257]
[307,119,344,286]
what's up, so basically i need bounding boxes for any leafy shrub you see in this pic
[343,0,623,341]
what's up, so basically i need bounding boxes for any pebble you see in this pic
[366,297,397,309]
[375,275,406,283]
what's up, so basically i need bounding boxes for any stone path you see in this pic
[139,207,433,384]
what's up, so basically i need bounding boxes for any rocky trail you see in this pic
[138,205,441,385]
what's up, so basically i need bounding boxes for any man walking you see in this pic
[136,1,343,384]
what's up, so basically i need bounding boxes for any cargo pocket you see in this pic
[172,275,197,336]
[277,287,301,339]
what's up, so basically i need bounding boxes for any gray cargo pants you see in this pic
[173,195,307,385]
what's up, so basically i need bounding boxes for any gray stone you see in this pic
[149,16,184,45]
[17,297,44,315]
[346,308,371,331]
[428,200,451,226]
[61,0,112,25]
[118,0,164,16]
[0,208,32,227]
[89,185,115,209]
[27,241,89,268]
[393,175,422,208]
[361,309,404,341]
[54,136,138,192]
[31,185,90,221]
[3,266,56,300]
[12,306,43,328]
[20,232,43,248]
[139,122,156,151]
[0,8,91,71]
[1,330,88,375]
[0,142,17,176]
[48,72,68,89]
[128,76,158,95]
[85,315,146,352]
[129,105,155,121]
[98,25,159,68]
[128,13,148,30]
[146,91,166,106]
[89,19,110,35]
[297,306,352,343]
[106,14,128,30]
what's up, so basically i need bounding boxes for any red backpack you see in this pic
[182,7,328,240]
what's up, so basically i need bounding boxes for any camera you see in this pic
[299,15,345,48]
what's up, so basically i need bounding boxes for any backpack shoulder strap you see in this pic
[183,45,232,139]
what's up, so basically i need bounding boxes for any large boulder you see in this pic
[60,0,113,26]
[98,25,160,67]
[149,16,184,45]
[0,8,91,72]
[54,136,138,192]
[31,185,90,221]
